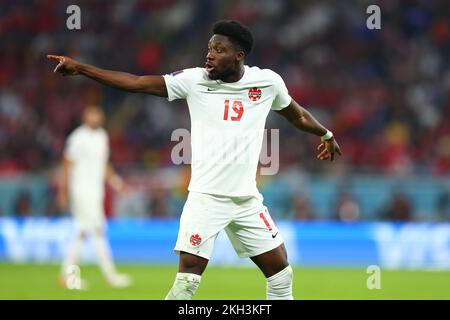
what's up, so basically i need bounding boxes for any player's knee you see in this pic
[165,272,201,300]
[266,265,293,300]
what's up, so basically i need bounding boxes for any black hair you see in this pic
[212,20,254,56]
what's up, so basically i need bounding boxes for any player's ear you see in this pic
[235,50,245,62]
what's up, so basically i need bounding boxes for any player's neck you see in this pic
[84,124,100,130]
[220,65,245,83]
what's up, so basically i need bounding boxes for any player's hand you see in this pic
[317,137,342,162]
[119,183,130,194]
[47,55,80,76]
[109,175,127,193]
[113,182,129,194]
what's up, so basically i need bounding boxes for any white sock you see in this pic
[92,233,117,278]
[266,265,294,300]
[165,272,201,300]
[61,235,84,276]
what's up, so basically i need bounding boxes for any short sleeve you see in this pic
[271,72,292,111]
[163,68,201,101]
[64,133,78,161]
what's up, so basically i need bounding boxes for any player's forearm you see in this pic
[76,63,167,96]
[276,101,330,137]
[291,108,328,137]
[77,63,137,90]
[105,163,124,191]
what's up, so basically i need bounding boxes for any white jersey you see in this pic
[64,125,109,199]
[163,65,292,196]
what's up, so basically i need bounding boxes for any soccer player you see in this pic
[59,106,132,288]
[48,20,341,299]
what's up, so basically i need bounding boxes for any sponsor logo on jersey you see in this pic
[190,234,202,246]
[248,87,262,101]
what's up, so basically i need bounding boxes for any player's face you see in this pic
[205,34,244,81]
[84,108,104,129]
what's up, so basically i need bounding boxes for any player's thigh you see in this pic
[175,192,231,261]
[226,205,284,260]
[71,194,105,232]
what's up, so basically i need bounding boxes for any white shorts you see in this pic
[70,194,105,232]
[174,192,284,260]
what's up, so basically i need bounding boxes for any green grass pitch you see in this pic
[0,263,449,299]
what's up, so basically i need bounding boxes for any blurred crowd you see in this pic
[0,0,449,220]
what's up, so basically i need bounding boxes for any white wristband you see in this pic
[321,130,333,141]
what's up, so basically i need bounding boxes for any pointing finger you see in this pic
[47,54,62,61]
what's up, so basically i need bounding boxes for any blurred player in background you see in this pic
[59,106,132,288]
[48,20,341,299]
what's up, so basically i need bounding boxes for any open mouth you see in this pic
[205,62,215,73]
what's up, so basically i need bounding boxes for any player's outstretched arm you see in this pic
[275,99,342,162]
[47,55,167,97]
